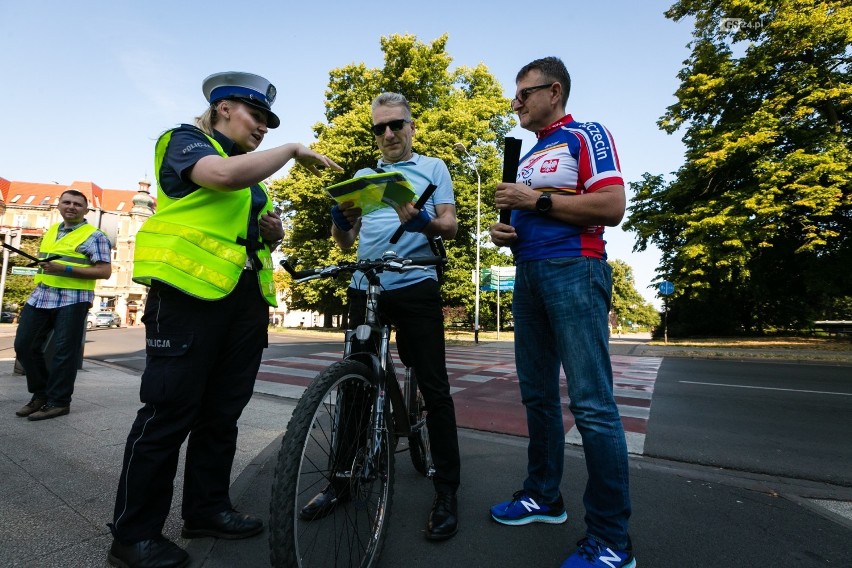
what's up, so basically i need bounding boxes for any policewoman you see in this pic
[108,72,341,568]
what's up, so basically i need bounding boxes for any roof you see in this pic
[0,177,152,213]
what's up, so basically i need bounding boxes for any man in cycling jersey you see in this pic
[488,57,636,568]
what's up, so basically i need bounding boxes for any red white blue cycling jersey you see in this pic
[510,114,623,261]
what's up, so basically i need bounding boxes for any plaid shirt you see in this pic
[26,221,112,309]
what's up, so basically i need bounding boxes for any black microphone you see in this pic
[500,137,523,225]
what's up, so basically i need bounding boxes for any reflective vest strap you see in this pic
[134,234,242,297]
[140,218,246,266]
[39,253,95,265]
[255,248,277,306]
[133,261,236,300]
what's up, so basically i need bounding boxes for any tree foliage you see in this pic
[623,0,852,334]
[610,259,661,329]
[2,237,40,311]
[270,34,516,324]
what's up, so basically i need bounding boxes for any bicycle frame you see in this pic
[341,278,413,445]
[271,243,446,568]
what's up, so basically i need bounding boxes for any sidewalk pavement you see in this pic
[1,344,851,567]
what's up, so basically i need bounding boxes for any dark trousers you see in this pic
[14,301,89,406]
[111,272,268,544]
[347,279,461,494]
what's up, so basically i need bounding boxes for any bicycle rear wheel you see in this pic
[404,367,434,478]
[269,360,395,568]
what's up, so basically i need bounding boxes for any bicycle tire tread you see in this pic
[269,360,395,568]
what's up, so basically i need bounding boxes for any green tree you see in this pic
[2,236,41,311]
[270,34,515,324]
[609,259,661,329]
[624,1,852,335]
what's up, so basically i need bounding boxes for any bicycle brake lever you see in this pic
[281,258,325,281]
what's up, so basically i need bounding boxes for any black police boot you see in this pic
[181,509,263,539]
[107,535,189,568]
[425,491,458,540]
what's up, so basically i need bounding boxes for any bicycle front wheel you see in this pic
[269,360,395,568]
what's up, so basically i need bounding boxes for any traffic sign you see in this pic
[659,280,674,296]
[480,266,515,291]
[11,266,38,276]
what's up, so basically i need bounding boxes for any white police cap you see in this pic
[202,71,280,129]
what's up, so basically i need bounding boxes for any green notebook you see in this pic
[325,171,417,215]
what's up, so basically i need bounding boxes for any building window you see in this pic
[116,201,125,210]
[10,195,21,203]
[40,196,51,205]
[24,195,35,204]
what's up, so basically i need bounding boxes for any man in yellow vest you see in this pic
[14,189,112,421]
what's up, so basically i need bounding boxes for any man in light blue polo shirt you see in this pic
[301,92,462,541]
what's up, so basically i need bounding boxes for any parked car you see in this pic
[94,311,121,328]
[87,311,96,329]
[1,311,17,323]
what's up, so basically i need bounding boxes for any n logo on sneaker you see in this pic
[600,548,621,568]
[520,497,541,513]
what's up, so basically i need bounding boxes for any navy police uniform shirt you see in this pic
[159,124,267,243]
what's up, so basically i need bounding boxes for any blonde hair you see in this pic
[194,105,218,136]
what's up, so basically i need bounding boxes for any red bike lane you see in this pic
[255,342,662,454]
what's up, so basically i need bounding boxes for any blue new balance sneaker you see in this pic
[561,537,636,568]
[490,490,567,525]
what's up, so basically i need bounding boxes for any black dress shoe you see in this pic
[425,492,458,541]
[107,536,189,568]
[300,485,346,520]
[181,509,263,539]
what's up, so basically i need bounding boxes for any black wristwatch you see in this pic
[535,192,553,213]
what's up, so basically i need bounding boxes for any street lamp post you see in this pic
[454,142,481,344]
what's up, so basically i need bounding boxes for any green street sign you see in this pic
[11,266,38,276]
[480,266,515,291]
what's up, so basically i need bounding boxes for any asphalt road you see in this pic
[24,326,335,374]
[645,357,852,485]
[3,325,850,485]
[2,324,850,567]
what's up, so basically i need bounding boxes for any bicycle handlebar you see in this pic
[281,243,447,284]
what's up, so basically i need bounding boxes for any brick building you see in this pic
[0,176,318,329]
[0,176,156,325]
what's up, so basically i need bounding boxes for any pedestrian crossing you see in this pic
[255,345,662,455]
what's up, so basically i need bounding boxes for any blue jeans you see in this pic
[513,257,631,549]
[14,301,89,406]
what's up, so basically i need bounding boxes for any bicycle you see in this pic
[268,238,447,568]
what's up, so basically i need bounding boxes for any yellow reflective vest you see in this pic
[34,222,99,291]
[133,128,277,306]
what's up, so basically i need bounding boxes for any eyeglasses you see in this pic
[511,83,554,106]
[371,119,411,136]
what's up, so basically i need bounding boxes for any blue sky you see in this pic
[0,0,695,308]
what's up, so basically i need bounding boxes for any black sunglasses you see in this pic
[511,83,554,105]
[371,119,411,136]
